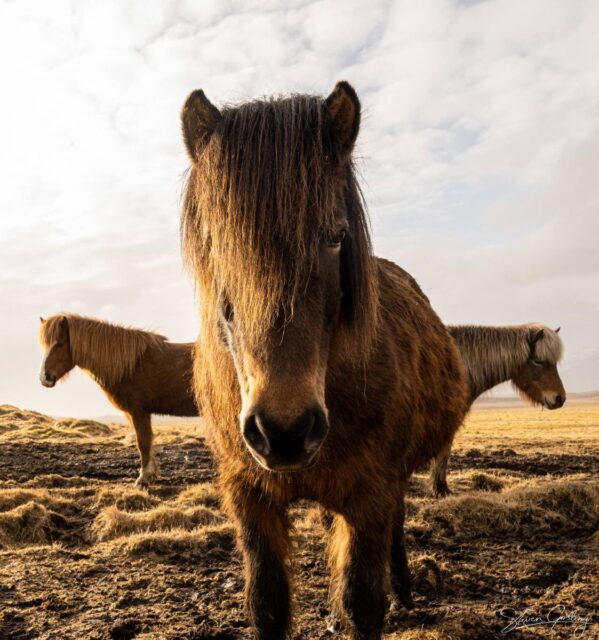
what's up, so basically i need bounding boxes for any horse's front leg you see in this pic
[224,483,292,640]
[329,509,390,640]
[129,412,158,487]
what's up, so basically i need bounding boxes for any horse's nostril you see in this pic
[555,395,564,407]
[242,406,329,468]
[243,414,271,456]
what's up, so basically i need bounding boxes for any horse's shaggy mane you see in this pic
[39,314,167,387]
[181,93,377,348]
[449,323,563,398]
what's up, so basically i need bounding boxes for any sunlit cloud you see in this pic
[0,0,597,416]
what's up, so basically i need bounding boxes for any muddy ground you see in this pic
[0,405,597,639]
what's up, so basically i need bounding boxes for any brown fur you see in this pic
[181,82,469,639]
[38,314,198,485]
[430,324,566,497]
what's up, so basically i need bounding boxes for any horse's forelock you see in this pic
[182,94,377,346]
[38,315,64,348]
[534,326,564,364]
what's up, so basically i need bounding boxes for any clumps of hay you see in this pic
[0,501,67,547]
[410,554,445,598]
[0,488,75,514]
[174,483,220,508]
[0,405,121,443]
[53,418,115,438]
[21,474,92,488]
[468,472,504,492]
[92,504,225,542]
[108,523,235,557]
[93,486,161,512]
[0,405,53,438]
[422,478,599,540]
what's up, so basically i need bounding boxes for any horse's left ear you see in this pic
[325,81,361,156]
[555,326,561,333]
[39,317,45,324]
[181,89,222,162]
[59,316,69,340]
[530,327,545,344]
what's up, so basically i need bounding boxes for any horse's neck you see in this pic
[71,343,110,389]
[455,327,526,400]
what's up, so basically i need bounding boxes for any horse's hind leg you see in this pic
[129,412,158,487]
[390,489,414,609]
[225,481,292,640]
[329,510,389,640]
[430,440,452,498]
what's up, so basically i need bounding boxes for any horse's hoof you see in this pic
[134,473,156,488]
[433,483,451,498]
[390,588,415,611]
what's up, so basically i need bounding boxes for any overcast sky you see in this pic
[1,0,597,418]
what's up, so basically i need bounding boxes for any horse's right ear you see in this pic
[39,317,45,324]
[555,326,561,333]
[325,81,361,157]
[181,89,222,161]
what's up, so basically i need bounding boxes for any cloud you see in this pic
[0,0,597,415]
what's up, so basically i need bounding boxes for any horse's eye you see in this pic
[328,229,346,248]
[532,359,543,366]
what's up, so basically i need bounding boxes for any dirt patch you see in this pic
[0,405,597,639]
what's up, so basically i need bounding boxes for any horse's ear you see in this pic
[555,326,561,333]
[39,317,45,324]
[59,316,69,341]
[530,327,545,345]
[325,81,361,156]
[181,89,222,161]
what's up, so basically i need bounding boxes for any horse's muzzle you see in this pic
[545,394,565,410]
[242,405,329,472]
[40,373,56,388]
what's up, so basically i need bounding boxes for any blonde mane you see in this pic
[39,314,167,387]
[449,323,563,399]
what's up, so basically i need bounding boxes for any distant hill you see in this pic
[91,391,599,423]
[474,390,599,407]
[95,414,201,426]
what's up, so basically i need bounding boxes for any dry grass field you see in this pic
[0,402,597,639]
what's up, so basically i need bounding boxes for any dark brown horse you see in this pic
[430,324,565,496]
[38,314,198,486]
[180,82,469,639]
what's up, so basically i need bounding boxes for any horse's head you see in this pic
[38,315,74,387]
[181,82,376,472]
[512,326,565,410]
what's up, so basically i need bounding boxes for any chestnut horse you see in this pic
[430,324,565,496]
[38,314,198,486]
[180,81,469,639]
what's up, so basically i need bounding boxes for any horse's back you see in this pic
[107,341,198,417]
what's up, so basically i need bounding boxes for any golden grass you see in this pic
[0,501,67,547]
[92,504,225,542]
[105,523,235,556]
[92,486,161,511]
[455,403,599,453]
[421,478,599,539]
[0,405,121,443]
[174,482,220,507]
[0,488,73,512]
